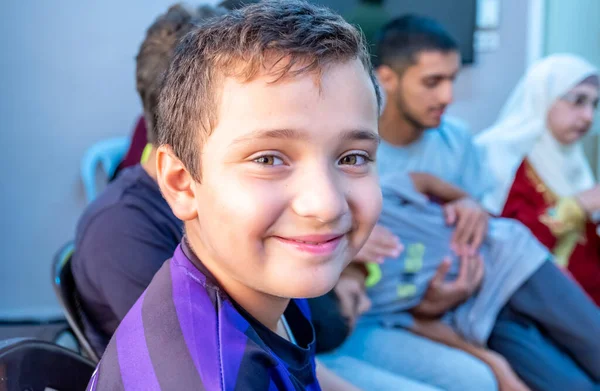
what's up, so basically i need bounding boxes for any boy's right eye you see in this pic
[253,155,284,166]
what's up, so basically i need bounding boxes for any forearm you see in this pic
[576,188,600,217]
[409,300,447,318]
[410,318,491,364]
[430,180,469,203]
[316,359,362,391]
[409,291,465,318]
[410,172,468,203]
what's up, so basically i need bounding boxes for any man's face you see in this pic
[163,58,382,300]
[385,50,460,130]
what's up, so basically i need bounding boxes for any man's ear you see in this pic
[375,65,399,95]
[156,145,198,221]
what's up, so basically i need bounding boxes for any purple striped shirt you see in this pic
[87,240,320,391]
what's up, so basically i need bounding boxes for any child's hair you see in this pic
[156,0,381,181]
[218,0,261,10]
[136,4,226,143]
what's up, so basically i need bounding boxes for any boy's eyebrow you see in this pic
[231,128,380,145]
[340,129,381,144]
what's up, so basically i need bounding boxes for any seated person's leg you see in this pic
[506,261,600,381]
[318,354,442,391]
[489,308,598,391]
[334,324,498,391]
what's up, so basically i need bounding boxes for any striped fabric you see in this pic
[87,241,320,390]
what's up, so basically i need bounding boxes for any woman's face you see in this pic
[547,77,599,145]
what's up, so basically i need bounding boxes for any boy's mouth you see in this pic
[272,233,347,256]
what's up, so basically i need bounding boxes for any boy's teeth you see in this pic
[294,240,319,245]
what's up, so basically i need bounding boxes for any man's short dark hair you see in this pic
[157,0,380,182]
[136,4,226,143]
[373,14,458,72]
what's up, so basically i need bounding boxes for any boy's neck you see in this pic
[185,227,290,332]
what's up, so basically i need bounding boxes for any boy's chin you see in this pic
[277,268,343,299]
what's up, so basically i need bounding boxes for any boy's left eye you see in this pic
[253,155,284,166]
[338,153,371,166]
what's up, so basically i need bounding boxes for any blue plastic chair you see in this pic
[81,137,129,203]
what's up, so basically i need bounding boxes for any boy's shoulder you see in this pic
[89,244,316,391]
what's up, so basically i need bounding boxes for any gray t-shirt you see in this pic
[363,173,548,345]
[376,119,493,204]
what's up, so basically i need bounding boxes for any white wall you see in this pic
[448,0,530,133]
[0,0,219,320]
[0,0,528,319]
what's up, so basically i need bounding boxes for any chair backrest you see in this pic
[51,242,100,363]
[0,338,95,391]
[80,136,130,203]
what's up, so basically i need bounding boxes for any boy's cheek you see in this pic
[352,178,383,222]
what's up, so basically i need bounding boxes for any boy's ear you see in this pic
[156,145,198,221]
[375,65,399,94]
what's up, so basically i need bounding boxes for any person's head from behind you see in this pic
[156,0,382,300]
[374,15,459,130]
[218,0,260,10]
[136,4,226,145]
[541,56,599,145]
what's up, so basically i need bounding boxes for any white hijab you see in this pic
[475,54,598,215]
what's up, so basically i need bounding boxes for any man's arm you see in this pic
[410,319,530,391]
[410,172,468,202]
[316,359,363,391]
[410,171,489,255]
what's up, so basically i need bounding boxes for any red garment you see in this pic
[117,116,148,173]
[502,159,600,305]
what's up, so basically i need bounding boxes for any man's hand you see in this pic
[334,271,371,330]
[482,351,531,391]
[411,254,485,317]
[576,184,600,216]
[444,197,489,256]
[355,225,403,264]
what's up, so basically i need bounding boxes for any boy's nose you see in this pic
[291,167,348,224]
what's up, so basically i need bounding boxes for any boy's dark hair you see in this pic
[136,4,226,144]
[157,0,380,181]
[218,0,261,11]
[373,14,458,73]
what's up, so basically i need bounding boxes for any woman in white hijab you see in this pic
[476,54,600,304]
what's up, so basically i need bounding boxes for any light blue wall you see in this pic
[447,0,530,133]
[544,0,600,67]
[0,0,527,319]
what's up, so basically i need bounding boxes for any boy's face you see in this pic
[160,58,381,299]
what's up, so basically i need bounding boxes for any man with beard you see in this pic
[325,15,504,391]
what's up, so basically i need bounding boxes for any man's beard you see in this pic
[395,91,439,131]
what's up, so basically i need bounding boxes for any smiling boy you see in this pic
[87,1,382,390]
